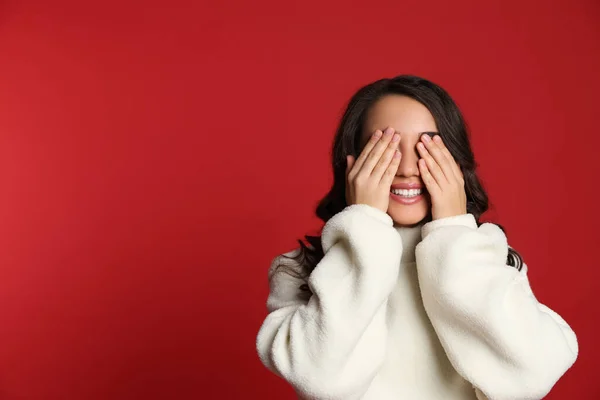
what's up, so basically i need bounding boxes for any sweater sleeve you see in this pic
[256,204,403,400]
[415,213,578,400]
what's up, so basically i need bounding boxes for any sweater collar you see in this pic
[393,220,425,263]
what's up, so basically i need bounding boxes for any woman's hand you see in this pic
[346,127,402,213]
[417,134,467,220]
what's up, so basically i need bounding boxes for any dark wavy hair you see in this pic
[279,75,522,292]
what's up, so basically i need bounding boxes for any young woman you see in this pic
[255,75,577,400]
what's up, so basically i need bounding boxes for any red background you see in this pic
[0,0,598,398]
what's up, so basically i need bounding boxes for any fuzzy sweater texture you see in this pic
[256,204,578,400]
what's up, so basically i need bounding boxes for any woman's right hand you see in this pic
[346,127,402,213]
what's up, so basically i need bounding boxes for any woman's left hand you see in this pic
[417,134,467,220]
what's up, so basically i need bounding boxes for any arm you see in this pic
[256,204,402,400]
[415,213,578,400]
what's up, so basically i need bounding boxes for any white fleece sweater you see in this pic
[256,204,578,400]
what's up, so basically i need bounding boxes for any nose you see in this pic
[395,140,420,177]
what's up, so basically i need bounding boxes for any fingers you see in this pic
[417,135,455,184]
[350,129,383,177]
[360,127,396,176]
[432,135,464,184]
[417,141,446,186]
[381,148,402,187]
[417,134,466,191]
[418,157,439,193]
[371,131,401,182]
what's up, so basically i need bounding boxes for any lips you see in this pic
[389,190,425,205]
[391,183,424,190]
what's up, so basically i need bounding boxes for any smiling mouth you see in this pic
[390,187,428,197]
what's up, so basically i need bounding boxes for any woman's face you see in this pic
[360,95,437,227]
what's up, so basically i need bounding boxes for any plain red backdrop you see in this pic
[0,0,598,398]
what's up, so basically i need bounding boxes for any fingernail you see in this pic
[433,135,442,143]
[392,133,400,142]
[422,134,431,143]
[384,127,394,136]
[373,130,382,138]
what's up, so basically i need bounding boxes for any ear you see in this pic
[346,155,355,175]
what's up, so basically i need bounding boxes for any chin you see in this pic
[387,198,431,227]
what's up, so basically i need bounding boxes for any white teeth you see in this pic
[391,188,422,197]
